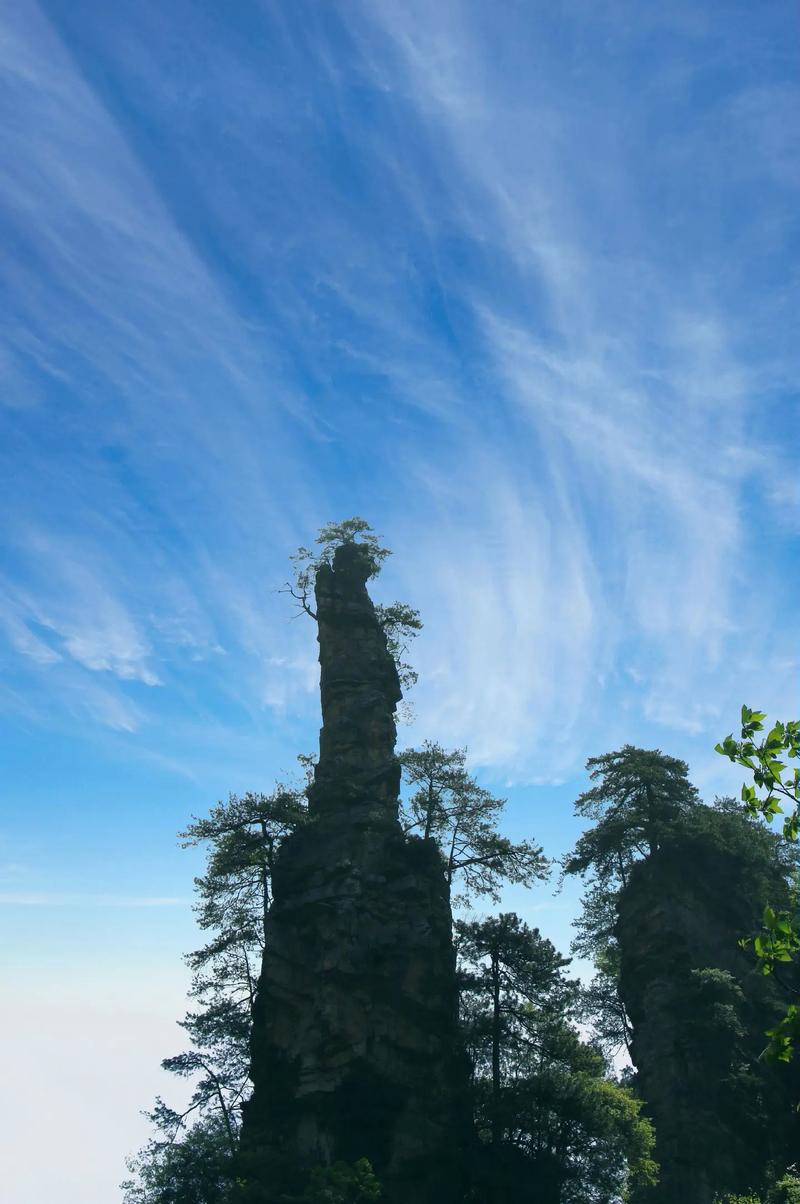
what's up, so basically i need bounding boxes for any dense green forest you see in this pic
[122,523,800,1204]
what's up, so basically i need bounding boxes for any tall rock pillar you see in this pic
[616,812,798,1204]
[239,543,469,1202]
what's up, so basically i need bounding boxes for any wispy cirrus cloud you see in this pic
[347,0,798,781]
[0,1,320,724]
[0,537,161,686]
[0,0,796,786]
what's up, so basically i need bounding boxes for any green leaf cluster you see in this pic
[717,707,800,1058]
[297,1158,382,1203]
[715,707,799,834]
[714,1165,800,1204]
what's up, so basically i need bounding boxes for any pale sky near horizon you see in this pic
[1,1,798,1200]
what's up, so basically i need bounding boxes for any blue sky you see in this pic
[1,1,798,1199]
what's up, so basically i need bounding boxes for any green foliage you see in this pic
[768,1168,800,1204]
[457,912,577,1028]
[564,745,699,888]
[715,1167,800,1204]
[570,886,633,1060]
[292,518,391,586]
[763,1004,800,1064]
[716,707,800,1059]
[457,912,578,1095]
[680,967,748,1075]
[400,742,548,906]
[286,517,422,693]
[579,960,633,1061]
[298,1159,382,1203]
[472,1054,658,1204]
[456,912,656,1203]
[564,746,699,1064]
[373,600,423,693]
[287,518,388,620]
[121,1112,236,1204]
[235,1155,382,1204]
[176,789,308,1115]
[613,803,800,1201]
[567,741,799,1201]
[750,904,800,977]
[123,789,307,1202]
[715,707,799,834]
[182,789,308,955]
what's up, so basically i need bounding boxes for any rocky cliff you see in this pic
[238,542,469,1202]
[617,808,799,1204]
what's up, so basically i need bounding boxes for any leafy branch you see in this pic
[716,706,800,1060]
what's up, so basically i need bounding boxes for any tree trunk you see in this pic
[423,778,435,840]
[491,950,501,1148]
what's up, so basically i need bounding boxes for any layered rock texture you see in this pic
[239,543,469,1202]
[617,809,799,1204]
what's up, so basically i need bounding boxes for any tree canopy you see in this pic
[457,912,657,1204]
[399,741,548,907]
[563,744,700,889]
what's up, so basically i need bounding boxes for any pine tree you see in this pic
[399,742,548,907]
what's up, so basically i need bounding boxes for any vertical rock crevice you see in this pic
[239,542,469,1202]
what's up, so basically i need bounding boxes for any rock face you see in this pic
[617,809,798,1204]
[239,543,469,1202]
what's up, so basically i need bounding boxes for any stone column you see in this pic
[239,543,470,1203]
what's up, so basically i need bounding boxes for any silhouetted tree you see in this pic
[121,1111,236,1204]
[564,744,699,889]
[456,912,656,1204]
[122,788,307,1203]
[400,742,548,906]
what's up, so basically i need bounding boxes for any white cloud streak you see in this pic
[0,0,796,787]
[352,0,798,778]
